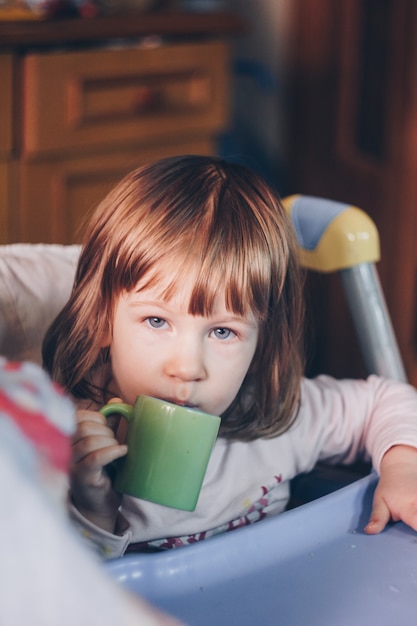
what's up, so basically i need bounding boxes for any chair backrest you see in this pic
[0,244,80,364]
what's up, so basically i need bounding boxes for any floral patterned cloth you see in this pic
[0,358,74,471]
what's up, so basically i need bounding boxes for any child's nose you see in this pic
[165,341,206,382]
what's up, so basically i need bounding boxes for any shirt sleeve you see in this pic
[69,501,132,559]
[294,374,417,474]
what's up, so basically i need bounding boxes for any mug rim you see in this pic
[137,395,221,421]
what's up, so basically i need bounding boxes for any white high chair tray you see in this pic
[106,473,417,625]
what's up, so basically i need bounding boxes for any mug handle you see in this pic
[99,402,134,422]
[99,403,133,480]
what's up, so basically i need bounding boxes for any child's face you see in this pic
[106,272,259,417]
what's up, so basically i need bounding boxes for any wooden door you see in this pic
[285,0,417,383]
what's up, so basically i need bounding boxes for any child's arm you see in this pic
[70,407,128,532]
[365,444,417,534]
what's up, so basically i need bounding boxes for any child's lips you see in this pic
[165,397,197,409]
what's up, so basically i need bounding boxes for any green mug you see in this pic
[99,395,220,511]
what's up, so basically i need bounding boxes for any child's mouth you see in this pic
[164,397,196,409]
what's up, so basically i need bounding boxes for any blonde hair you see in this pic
[43,155,305,440]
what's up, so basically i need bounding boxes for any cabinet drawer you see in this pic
[0,54,13,158]
[22,41,229,156]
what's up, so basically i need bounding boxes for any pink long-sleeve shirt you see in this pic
[71,374,417,557]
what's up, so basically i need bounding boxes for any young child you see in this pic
[43,155,417,557]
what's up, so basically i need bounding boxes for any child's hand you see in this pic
[70,400,128,533]
[365,445,417,534]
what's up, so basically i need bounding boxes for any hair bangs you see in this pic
[187,248,272,322]
[184,199,276,320]
[109,220,273,323]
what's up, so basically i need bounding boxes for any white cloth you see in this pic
[70,374,417,556]
[0,244,80,364]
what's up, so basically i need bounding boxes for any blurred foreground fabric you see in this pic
[0,358,181,626]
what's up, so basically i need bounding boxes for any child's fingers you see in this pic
[72,416,115,446]
[71,442,127,487]
[72,433,126,465]
[364,495,391,534]
[74,408,123,441]
[71,404,128,490]
[73,442,127,470]
[76,409,107,425]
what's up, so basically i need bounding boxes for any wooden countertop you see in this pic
[0,10,245,49]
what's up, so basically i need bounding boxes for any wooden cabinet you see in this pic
[285,0,417,385]
[0,13,242,244]
[18,40,228,243]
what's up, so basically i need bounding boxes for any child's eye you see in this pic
[146,317,166,329]
[212,327,235,340]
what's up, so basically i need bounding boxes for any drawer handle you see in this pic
[133,86,163,113]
